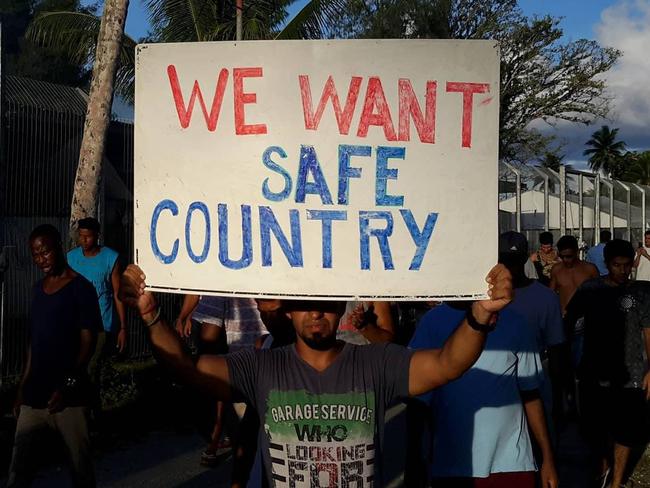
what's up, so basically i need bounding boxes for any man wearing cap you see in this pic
[408,232,558,488]
[500,232,566,436]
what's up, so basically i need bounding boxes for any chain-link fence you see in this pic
[0,75,181,385]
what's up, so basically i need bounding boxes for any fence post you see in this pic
[615,181,631,241]
[503,162,521,232]
[559,164,566,235]
[532,167,550,231]
[578,173,584,245]
[633,183,646,235]
[0,22,5,388]
[595,174,601,243]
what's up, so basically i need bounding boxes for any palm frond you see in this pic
[275,0,346,39]
[27,12,102,65]
[146,0,226,41]
[27,11,138,102]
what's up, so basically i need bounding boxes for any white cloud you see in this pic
[596,1,650,146]
[530,1,650,162]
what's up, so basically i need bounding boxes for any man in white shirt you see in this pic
[633,230,650,281]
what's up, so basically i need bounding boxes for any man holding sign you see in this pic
[131,39,503,486]
[120,264,511,487]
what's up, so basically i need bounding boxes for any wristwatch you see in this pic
[465,308,497,333]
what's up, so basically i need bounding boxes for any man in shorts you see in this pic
[565,239,650,488]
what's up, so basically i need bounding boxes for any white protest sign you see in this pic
[135,40,499,300]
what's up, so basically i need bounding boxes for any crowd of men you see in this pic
[5,222,650,488]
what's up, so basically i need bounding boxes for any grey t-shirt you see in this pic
[227,342,412,487]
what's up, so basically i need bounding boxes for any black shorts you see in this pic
[579,384,649,447]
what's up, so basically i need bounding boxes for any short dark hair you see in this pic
[600,230,612,242]
[29,224,61,244]
[539,231,553,245]
[557,235,578,252]
[644,230,650,237]
[77,217,100,233]
[604,239,634,264]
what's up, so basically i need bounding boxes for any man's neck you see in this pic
[44,265,74,284]
[604,275,626,287]
[82,246,100,257]
[512,273,532,289]
[295,340,344,372]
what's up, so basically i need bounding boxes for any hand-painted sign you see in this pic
[135,40,499,300]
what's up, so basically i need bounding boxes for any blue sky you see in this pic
[118,0,650,164]
[123,0,617,41]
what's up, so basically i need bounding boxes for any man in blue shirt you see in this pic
[586,230,611,276]
[409,234,558,488]
[67,217,127,352]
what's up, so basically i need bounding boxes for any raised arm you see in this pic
[120,265,232,401]
[350,301,395,343]
[408,264,512,396]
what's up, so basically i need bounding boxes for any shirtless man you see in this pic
[530,232,559,286]
[550,235,599,313]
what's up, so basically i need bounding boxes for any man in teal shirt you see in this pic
[67,217,127,352]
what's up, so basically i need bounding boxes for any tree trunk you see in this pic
[69,0,129,240]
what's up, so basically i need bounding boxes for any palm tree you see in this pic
[27,10,136,101]
[583,125,626,177]
[624,151,650,185]
[27,0,344,103]
[539,152,569,172]
[27,0,344,235]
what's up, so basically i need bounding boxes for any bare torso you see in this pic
[551,260,599,312]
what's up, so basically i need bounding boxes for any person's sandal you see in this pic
[596,468,611,488]
[216,436,231,450]
[200,437,232,466]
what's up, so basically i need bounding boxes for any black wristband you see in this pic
[465,308,496,333]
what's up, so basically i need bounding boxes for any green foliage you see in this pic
[623,151,650,186]
[24,0,346,102]
[99,358,139,411]
[27,11,137,101]
[583,125,627,177]
[539,151,566,172]
[1,0,94,86]
[329,0,620,163]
